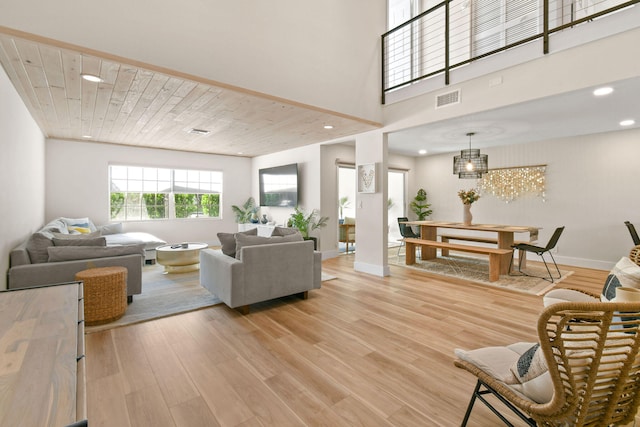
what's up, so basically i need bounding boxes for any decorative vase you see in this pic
[260,214,268,224]
[463,203,472,226]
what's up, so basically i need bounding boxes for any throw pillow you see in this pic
[98,222,123,235]
[456,342,553,404]
[506,343,553,404]
[510,344,547,383]
[61,217,97,234]
[52,237,107,247]
[47,243,145,262]
[43,218,68,233]
[26,231,55,264]
[271,226,301,237]
[601,257,640,301]
[217,228,258,257]
[52,230,102,239]
[234,233,304,260]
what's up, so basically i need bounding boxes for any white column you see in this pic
[354,130,390,277]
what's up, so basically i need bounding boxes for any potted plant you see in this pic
[289,206,329,249]
[410,188,432,220]
[338,196,351,224]
[231,197,259,223]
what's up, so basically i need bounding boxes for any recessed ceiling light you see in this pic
[418,149,427,155]
[620,119,635,126]
[187,128,211,135]
[80,73,103,83]
[323,125,334,129]
[593,86,613,96]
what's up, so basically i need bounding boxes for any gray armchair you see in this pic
[199,239,321,314]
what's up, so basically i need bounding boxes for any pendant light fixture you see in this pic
[453,132,488,179]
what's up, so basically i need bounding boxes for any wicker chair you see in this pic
[630,245,640,267]
[455,301,640,427]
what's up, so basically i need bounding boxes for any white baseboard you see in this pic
[354,261,390,277]
[553,255,616,271]
[321,250,340,260]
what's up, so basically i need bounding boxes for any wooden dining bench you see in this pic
[403,238,513,282]
[439,234,528,257]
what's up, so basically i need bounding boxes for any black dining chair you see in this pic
[509,226,565,283]
[625,221,640,246]
[397,217,420,256]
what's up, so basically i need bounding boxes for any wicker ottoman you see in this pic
[75,266,128,326]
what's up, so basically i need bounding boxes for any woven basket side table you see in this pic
[75,266,128,326]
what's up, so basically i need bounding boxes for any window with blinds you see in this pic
[471,0,541,56]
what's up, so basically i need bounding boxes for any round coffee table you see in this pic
[156,242,208,274]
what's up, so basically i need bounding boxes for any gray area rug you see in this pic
[86,263,337,333]
[390,249,573,295]
[85,264,221,333]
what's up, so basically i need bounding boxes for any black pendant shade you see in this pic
[453,132,488,179]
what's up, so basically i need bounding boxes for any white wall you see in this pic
[45,139,252,246]
[0,65,46,290]
[415,128,640,270]
[0,0,386,123]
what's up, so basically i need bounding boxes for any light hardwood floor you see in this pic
[85,254,609,426]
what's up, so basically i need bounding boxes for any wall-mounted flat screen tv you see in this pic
[259,163,299,207]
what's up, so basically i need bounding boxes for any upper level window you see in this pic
[109,165,222,221]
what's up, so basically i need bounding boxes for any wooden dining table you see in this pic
[402,220,540,274]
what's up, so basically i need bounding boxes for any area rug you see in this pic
[85,264,222,333]
[86,264,338,333]
[389,249,573,296]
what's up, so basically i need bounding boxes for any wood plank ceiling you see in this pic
[0,28,380,157]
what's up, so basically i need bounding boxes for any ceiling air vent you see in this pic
[435,89,461,109]
[187,128,211,135]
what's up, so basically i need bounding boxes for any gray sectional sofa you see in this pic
[200,227,321,313]
[8,217,166,299]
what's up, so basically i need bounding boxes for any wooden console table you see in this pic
[0,282,87,426]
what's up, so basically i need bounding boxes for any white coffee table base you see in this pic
[156,242,208,274]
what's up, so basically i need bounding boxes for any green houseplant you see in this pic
[338,196,351,221]
[289,206,329,248]
[231,197,259,223]
[410,188,432,220]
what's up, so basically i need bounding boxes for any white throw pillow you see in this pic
[456,342,554,404]
[601,257,640,301]
[98,222,123,235]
